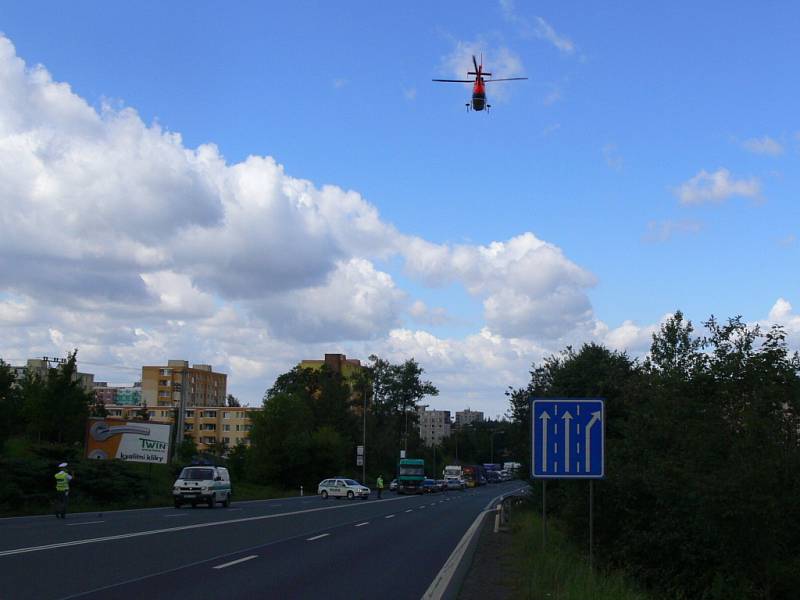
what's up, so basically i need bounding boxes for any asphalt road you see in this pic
[0,481,525,600]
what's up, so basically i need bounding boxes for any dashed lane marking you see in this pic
[0,493,420,558]
[385,514,395,519]
[213,555,258,570]
[405,509,413,513]
[307,533,330,541]
[355,522,369,527]
[66,521,105,527]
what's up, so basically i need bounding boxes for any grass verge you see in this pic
[509,500,651,600]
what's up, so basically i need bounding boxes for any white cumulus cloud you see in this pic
[675,168,761,205]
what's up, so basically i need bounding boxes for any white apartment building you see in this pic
[455,409,484,427]
[417,406,451,446]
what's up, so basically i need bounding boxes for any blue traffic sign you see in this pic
[531,398,605,479]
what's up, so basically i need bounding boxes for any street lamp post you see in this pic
[362,382,367,485]
[490,430,505,464]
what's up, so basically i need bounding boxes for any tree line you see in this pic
[505,312,800,600]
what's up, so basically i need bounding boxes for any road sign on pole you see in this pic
[531,398,605,479]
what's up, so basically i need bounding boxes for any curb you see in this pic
[423,485,529,600]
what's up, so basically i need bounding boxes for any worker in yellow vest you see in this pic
[54,462,73,519]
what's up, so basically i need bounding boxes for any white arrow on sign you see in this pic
[584,410,601,473]
[562,411,573,473]
[539,410,550,472]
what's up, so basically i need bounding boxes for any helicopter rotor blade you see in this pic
[432,79,474,83]
[485,77,528,82]
[472,54,479,74]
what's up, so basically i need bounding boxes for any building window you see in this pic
[223,424,231,431]
[159,369,171,376]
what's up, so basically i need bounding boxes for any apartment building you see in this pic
[141,360,227,408]
[93,382,118,405]
[116,382,142,406]
[455,409,484,428]
[10,358,95,392]
[300,353,363,377]
[417,406,452,446]
[104,404,258,452]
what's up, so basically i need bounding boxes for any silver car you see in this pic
[318,478,371,500]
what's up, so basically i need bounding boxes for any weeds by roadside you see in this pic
[510,499,651,600]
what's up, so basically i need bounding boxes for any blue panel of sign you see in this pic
[531,398,605,479]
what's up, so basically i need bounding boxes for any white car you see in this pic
[318,478,370,500]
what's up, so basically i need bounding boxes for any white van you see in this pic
[173,465,232,508]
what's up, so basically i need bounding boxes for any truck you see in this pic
[462,464,487,488]
[397,458,425,494]
[443,465,462,479]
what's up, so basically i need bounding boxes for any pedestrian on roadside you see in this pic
[54,462,73,519]
[376,474,384,499]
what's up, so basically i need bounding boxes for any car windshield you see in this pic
[179,468,214,480]
[344,479,359,486]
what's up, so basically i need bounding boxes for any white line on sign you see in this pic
[66,521,105,527]
[306,534,330,541]
[355,522,369,527]
[213,555,257,570]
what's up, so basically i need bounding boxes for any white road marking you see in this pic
[419,505,426,509]
[227,508,242,512]
[0,494,420,558]
[355,522,369,527]
[66,520,105,527]
[405,509,413,513]
[423,486,529,600]
[213,555,258,570]
[385,514,395,519]
[306,533,330,541]
[164,513,188,518]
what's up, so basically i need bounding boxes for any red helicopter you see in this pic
[433,54,527,111]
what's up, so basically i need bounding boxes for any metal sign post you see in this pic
[531,398,605,562]
[589,480,594,569]
[542,480,547,549]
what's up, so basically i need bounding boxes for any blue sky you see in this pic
[1,1,799,414]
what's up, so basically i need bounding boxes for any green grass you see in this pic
[0,438,296,517]
[509,501,652,600]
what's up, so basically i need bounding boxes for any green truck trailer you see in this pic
[397,458,425,494]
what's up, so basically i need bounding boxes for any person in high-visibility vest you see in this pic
[376,474,384,499]
[54,462,73,519]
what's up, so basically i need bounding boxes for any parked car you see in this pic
[389,479,398,491]
[422,478,439,493]
[445,477,466,491]
[317,478,371,500]
[173,465,232,508]
[486,470,502,484]
[435,479,448,492]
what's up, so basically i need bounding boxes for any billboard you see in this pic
[85,418,172,464]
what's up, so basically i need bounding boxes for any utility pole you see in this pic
[362,381,367,485]
[173,368,187,458]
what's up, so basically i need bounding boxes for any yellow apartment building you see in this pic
[141,359,227,408]
[104,404,258,452]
